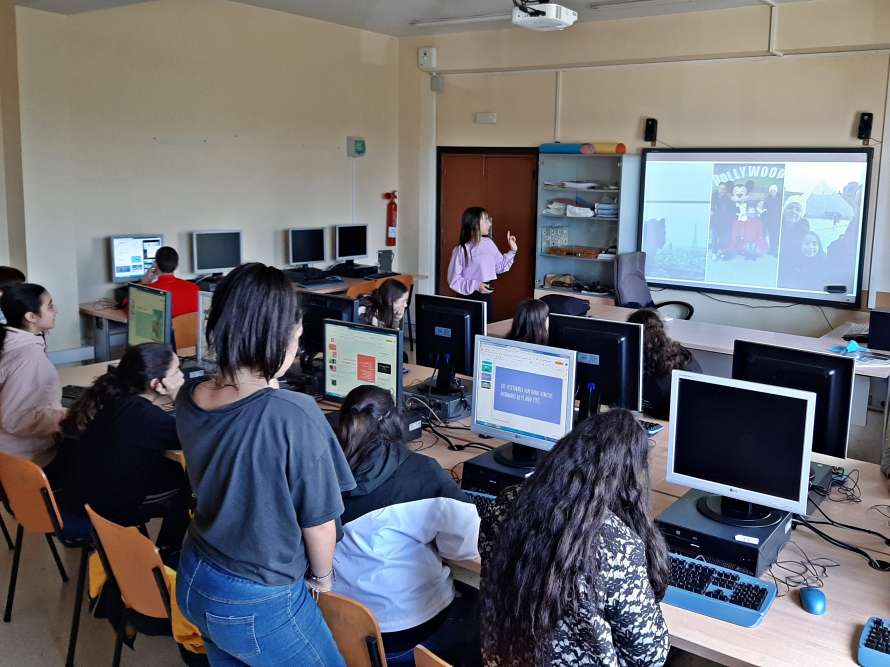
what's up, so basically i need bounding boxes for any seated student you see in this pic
[0,266,26,325]
[0,284,66,479]
[359,278,409,330]
[333,385,481,666]
[627,308,701,420]
[479,410,670,667]
[505,298,549,345]
[142,246,199,318]
[59,343,189,556]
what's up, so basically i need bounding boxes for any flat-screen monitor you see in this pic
[639,148,872,307]
[193,230,243,274]
[732,340,854,460]
[335,224,368,261]
[415,294,487,393]
[667,371,815,522]
[300,293,360,368]
[472,336,576,466]
[324,319,402,402]
[289,228,325,265]
[547,314,643,411]
[110,235,163,284]
[196,290,214,364]
[127,284,172,347]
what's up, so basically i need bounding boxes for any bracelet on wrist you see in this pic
[308,568,334,581]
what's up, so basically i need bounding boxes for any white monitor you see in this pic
[667,371,816,516]
[110,235,163,283]
[196,290,214,363]
[471,335,576,452]
[323,319,402,402]
[289,227,326,265]
[193,230,243,274]
[335,224,368,261]
[127,284,171,347]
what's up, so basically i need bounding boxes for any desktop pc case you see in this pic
[460,448,532,499]
[656,490,792,577]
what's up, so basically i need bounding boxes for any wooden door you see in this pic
[438,151,537,323]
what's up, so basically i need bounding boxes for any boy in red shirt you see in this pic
[142,247,198,318]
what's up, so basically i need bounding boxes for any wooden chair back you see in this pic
[0,453,61,534]
[317,591,387,667]
[85,505,170,619]
[172,312,198,349]
[414,645,451,667]
[346,279,383,300]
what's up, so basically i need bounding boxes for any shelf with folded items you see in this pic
[540,251,615,262]
[541,186,621,193]
[541,213,619,221]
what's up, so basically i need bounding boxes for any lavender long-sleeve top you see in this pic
[446,238,516,296]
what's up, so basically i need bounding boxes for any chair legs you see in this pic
[3,524,23,622]
[65,547,89,667]
[112,609,127,667]
[45,535,69,583]
[0,513,12,550]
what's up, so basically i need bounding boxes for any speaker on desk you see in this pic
[857,112,874,143]
[644,118,658,145]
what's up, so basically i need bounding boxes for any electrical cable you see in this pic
[792,516,890,572]
[806,493,890,545]
[767,540,839,597]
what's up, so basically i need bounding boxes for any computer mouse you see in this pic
[799,586,826,615]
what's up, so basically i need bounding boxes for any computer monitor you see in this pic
[299,293,360,369]
[193,230,243,274]
[547,314,643,411]
[472,335,576,468]
[324,319,402,402]
[667,371,816,526]
[196,290,214,364]
[127,284,172,347]
[335,224,368,261]
[110,235,163,284]
[415,294,487,394]
[732,340,854,460]
[289,228,325,266]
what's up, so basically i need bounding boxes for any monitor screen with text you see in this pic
[324,320,401,401]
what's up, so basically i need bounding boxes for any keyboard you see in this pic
[663,553,776,628]
[860,617,890,666]
[465,490,496,517]
[640,419,664,436]
[297,276,345,287]
[62,385,86,402]
[363,272,399,281]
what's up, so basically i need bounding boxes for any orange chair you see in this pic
[172,311,198,350]
[415,645,451,667]
[0,453,93,667]
[346,278,384,300]
[317,591,387,667]
[85,505,172,667]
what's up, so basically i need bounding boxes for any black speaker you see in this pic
[644,118,658,144]
[857,112,874,142]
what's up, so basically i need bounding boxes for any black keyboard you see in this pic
[62,385,86,402]
[363,272,399,281]
[640,419,664,436]
[298,275,344,286]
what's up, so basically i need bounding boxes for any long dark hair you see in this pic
[0,283,48,359]
[628,308,691,376]
[506,298,549,345]
[207,263,301,382]
[336,385,405,472]
[360,279,408,330]
[480,410,670,665]
[61,343,175,434]
[458,207,488,261]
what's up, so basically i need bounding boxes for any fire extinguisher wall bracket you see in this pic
[384,190,398,247]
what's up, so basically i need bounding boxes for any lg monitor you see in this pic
[289,228,326,266]
[127,284,172,347]
[414,294,487,394]
[547,314,643,411]
[110,235,163,284]
[667,371,816,526]
[324,319,402,402]
[471,335,576,468]
[335,224,368,261]
[732,340,854,461]
[299,293,360,369]
[193,230,243,274]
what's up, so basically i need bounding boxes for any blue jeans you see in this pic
[177,542,345,667]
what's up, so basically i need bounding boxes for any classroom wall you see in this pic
[15,0,399,350]
[0,0,25,269]
[398,0,890,335]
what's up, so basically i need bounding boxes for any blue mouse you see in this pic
[799,587,827,615]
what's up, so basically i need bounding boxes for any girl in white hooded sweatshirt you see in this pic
[0,284,65,481]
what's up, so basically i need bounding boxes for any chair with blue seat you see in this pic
[0,452,93,667]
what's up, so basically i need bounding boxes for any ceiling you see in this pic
[15,0,812,35]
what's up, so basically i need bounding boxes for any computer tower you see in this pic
[870,309,890,352]
[460,448,532,498]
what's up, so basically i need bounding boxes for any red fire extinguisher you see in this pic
[384,190,398,247]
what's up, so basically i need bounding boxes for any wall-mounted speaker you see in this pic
[644,118,658,145]
[857,112,874,143]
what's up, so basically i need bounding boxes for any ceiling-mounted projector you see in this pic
[511,3,578,31]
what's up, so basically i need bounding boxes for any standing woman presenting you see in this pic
[447,207,518,322]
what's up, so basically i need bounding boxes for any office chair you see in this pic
[613,251,694,320]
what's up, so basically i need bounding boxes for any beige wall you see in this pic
[17,0,399,349]
[0,0,25,269]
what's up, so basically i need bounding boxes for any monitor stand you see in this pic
[328,260,376,279]
[404,355,472,422]
[493,443,542,470]
[695,495,786,528]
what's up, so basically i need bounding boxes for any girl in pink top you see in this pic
[447,207,518,322]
